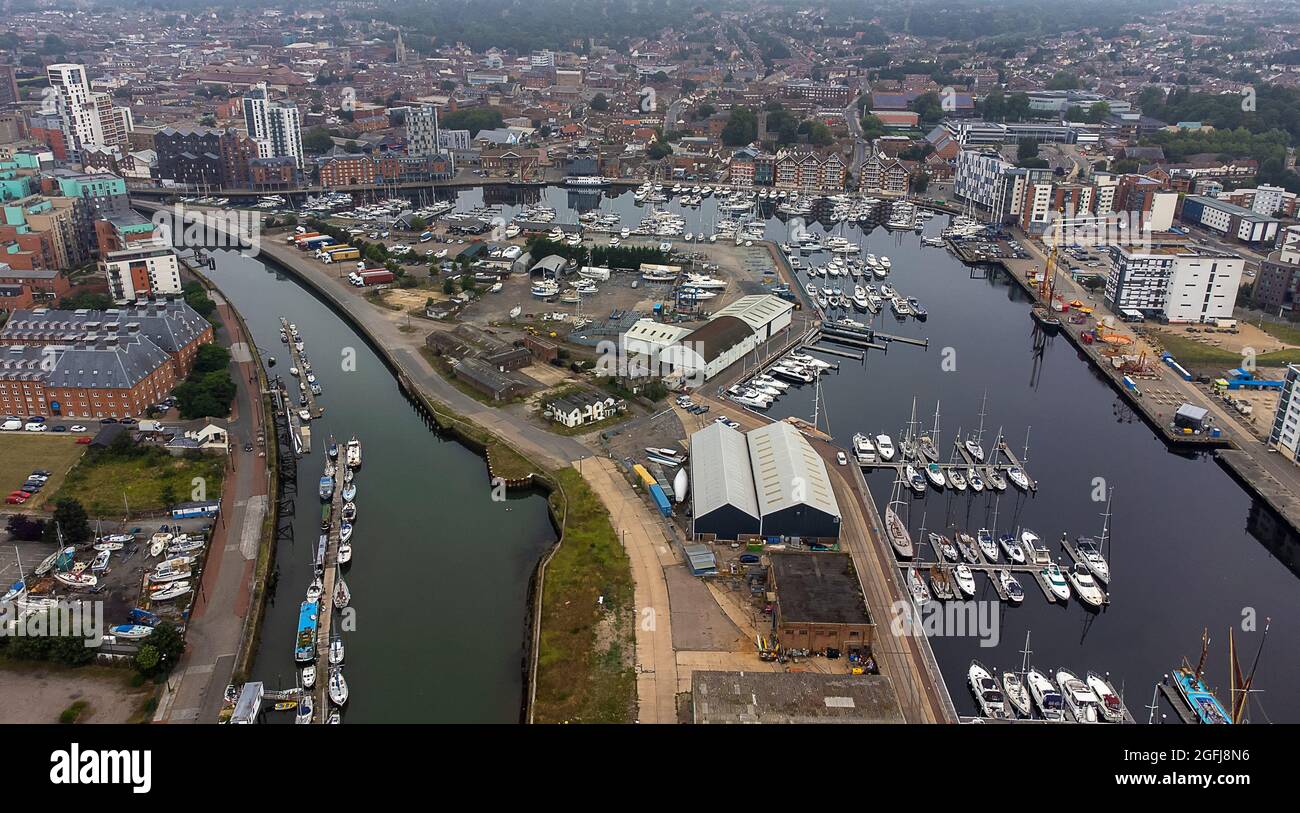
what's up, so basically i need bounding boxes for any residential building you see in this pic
[1252,226,1300,319]
[405,105,441,158]
[101,239,182,301]
[1269,363,1300,463]
[1105,244,1244,323]
[1180,195,1280,246]
[242,83,304,169]
[544,390,624,428]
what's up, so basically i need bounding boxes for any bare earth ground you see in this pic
[1158,321,1292,354]
[0,662,151,723]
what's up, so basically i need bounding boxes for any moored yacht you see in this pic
[1066,562,1106,608]
[1056,668,1101,723]
[1027,668,1066,721]
[968,660,1008,719]
[874,434,895,461]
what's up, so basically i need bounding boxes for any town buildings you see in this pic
[1104,243,1244,323]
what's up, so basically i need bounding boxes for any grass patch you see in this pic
[59,699,90,724]
[532,467,636,724]
[56,446,226,517]
[0,434,87,511]
[1257,320,1300,346]
[545,410,634,437]
[417,346,528,406]
[486,441,536,481]
[1151,330,1300,372]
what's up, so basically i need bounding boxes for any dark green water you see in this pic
[206,249,557,723]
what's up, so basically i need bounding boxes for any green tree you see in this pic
[590,93,609,111]
[192,343,231,374]
[43,500,91,547]
[721,107,758,146]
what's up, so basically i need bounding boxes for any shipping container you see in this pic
[648,483,672,517]
[359,270,395,285]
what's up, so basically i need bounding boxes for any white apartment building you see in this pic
[405,105,441,157]
[1105,245,1244,323]
[102,239,182,301]
[46,63,102,152]
[1269,364,1300,463]
[242,83,304,168]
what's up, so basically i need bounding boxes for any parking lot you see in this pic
[0,434,88,511]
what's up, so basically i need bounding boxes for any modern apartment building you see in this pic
[1180,195,1281,246]
[1269,363,1300,463]
[242,83,304,169]
[101,239,182,301]
[1105,244,1244,323]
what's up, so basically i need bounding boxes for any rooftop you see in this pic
[691,670,903,724]
[770,551,869,625]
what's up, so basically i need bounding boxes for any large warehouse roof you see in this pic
[746,421,840,520]
[713,294,795,331]
[682,315,755,363]
[690,422,760,520]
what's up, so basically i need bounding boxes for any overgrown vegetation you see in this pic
[174,343,236,419]
[56,434,225,516]
[533,467,635,724]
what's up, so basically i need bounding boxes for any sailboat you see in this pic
[976,529,999,562]
[329,635,345,666]
[883,474,913,558]
[907,566,931,605]
[919,402,941,462]
[1002,633,1033,717]
[332,572,351,610]
[1086,672,1127,723]
[965,392,988,462]
[1173,629,1232,724]
[1075,488,1114,583]
[329,667,349,706]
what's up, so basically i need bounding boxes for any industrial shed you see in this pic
[747,421,841,540]
[690,422,761,540]
[712,294,795,342]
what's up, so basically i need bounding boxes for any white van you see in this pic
[1,418,22,431]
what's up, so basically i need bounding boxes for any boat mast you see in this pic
[974,390,988,447]
[1100,487,1114,564]
[1022,426,1031,465]
[1018,629,1032,679]
[931,400,941,440]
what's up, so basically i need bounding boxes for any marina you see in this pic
[204,249,558,723]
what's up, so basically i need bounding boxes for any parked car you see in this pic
[76,437,92,444]
[24,422,48,432]
[120,418,138,426]
[0,418,21,431]
[5,492,30,504]
[52,425,68,432]
[101,418,119,424]
[70,425,87,432]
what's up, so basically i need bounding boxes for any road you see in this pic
[155,279,269,723]
[576,457,679,723]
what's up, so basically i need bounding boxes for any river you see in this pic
[405,184,1299,722]
[205,249,557,723]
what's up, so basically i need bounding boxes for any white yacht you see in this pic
[1039,563,1071,602]
[1074,536,1110,583]
[1027,668,1066,721]
[852,432,877,464]
[1066,562,1106,608]
[968,661,1008,719]
[953,563,976,597]
[999,570,1025,604]
[1056,669,1100,723]
[874,434,895,461]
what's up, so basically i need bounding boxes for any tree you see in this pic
[1017,137,1040,162]
[5,514,46,541]
[590,93,609,111]
[302,128,335,154]
[43,500,91,547]
[910,91,945,126]
[860,114,887,140]
[192,343,230,375]
[1046,71,1080,90]
[721,107,758,146]
[646,139,673,160]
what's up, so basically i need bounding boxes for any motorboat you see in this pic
[338,542,352,565]
[1066,562,1106,608]
[1074,536,1110,583]
[341,502,356,522]
[1057,668,1100,723]
[340,522,353,543]
[1002,671,1032,717]
[346,437,362,468]
[296,694,313,724]
[1087,672,1127,723]
[329,667,349,706]
[54,571,98,590]
[327,710,341,724]
[905,465,926,493]
[1020,529,1048,564]
[968,661,1008,719]
[1007,466,1031,490]
[874,434,895,461]
[954,532,979,564]
[1039,563,1071,602]
[327,438,338,459]
[330,638,345,666]
[301,664,317,689]
[947,468,967,491]
[319,475,334,501]
[341,483,356,502]
[953,563,976,597]
[109,624,154,640]
[930,533,958,563]
[924,462,946,488]
[1027,668,1065,721]
[999,570,1025,604]
[884,507,912,558]
[907,567,931,606]
[306,577,324,603]
[149,581,189,601]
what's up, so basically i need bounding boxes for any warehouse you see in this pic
[689,422,762,539]
[747,421,841,540]
[769,551,873,655]
[626,294,794,383]
[691,671,903,724]
[688,420,841,542]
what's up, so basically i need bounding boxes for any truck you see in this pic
[322,248,361,264]
[356,269,396,286]
[315,243,351,259]
[290,231,320,244]
[299,235,334,251]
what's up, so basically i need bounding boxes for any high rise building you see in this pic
[242,83,304,169]
[406,105,441,158]
[46,63,103,154]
